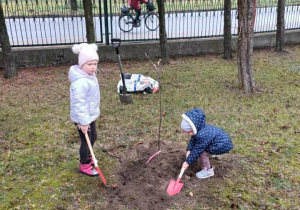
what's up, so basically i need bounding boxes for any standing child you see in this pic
[181,108,233,179]
[69,43,100,176]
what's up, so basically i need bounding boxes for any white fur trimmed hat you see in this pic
[72,43,99,67]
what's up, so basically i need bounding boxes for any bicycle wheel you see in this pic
[119,14,134,32]
[145,13,159,31]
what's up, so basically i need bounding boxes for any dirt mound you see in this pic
[106,140,234,210]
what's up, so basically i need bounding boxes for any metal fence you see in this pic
[1,0,300,47]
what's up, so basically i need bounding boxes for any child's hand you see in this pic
[80,124,89,134]
[182,161,189,169]
[186,151,191,158]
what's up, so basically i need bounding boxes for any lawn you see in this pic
[0,45,299,209]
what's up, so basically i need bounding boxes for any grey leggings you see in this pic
[76,121,97,164]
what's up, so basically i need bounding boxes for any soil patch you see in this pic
[106,140,235,210]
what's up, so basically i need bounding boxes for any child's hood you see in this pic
[69,65,93,83]
[182,108,206,134]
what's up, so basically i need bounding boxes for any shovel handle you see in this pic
[84,133,98,167]
[178,168,185,179]
[111,38,121,54]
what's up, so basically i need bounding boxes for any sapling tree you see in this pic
[145,53,162,152]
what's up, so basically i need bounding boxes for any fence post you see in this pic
[103,0,109,45]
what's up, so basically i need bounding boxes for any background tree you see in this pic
[83,0,95,43]
[237,0,255,93]
[223,0,232,59]
[68,0,78,12]
[157,0,169,64]
[0,4,17,78]
[276,0,285,52]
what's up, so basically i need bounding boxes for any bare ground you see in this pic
[105,140,238,210]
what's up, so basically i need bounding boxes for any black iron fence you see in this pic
[1,0,300,47]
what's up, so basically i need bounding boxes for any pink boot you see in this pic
[79,163,98,176]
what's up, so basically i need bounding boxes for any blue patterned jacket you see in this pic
[184,108,233,165]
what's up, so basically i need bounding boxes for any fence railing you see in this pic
[1,0,300,47]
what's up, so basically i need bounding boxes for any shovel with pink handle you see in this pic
[167,168,185,196]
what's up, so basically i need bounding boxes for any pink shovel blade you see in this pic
[95,167,107,186]
[167,178,184,196]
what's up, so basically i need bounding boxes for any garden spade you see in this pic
[111,38,132,104]
[84,133,107,186]
[167,168,185,196]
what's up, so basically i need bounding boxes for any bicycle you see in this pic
[118,4,159,33]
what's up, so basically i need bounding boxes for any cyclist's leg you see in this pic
[135,8,141,23]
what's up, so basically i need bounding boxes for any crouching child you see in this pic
[181,108,233,179]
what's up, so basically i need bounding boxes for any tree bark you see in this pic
[223,0,232,59]
[157,0,169,64]
[83,0,95,43]
[276,0,285,52]
[237,0,255,93]
[0,4,17,78]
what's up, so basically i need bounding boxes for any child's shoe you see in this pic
[196,167,214,179]
[79,163,98,176]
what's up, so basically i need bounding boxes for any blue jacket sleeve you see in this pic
[186,137,195,151]
[186,137,210,165]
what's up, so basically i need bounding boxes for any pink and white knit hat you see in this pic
[72,43,99,67]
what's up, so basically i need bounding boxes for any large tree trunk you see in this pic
[83,0,95,43]
[276,0,285,52]
[0,4,17,78]
[157,0,169,64]
[223,0,232,59]
[237,0,255,93]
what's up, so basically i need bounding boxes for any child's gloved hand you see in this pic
[182,161,189,169]
[186,151,191,158]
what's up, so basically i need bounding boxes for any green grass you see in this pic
[0,46,300,209]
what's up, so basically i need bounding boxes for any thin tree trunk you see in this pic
[157,0,169,64]
[224,0,232,59]
[276,0,285,52]
[0,4,17,78]
[69,0,78,11]
[237,0,255,93]
[83,0,95,43]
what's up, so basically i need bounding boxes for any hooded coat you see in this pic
[183,108,233,165]
[69,65,100,126]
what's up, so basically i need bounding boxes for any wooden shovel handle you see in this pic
[84,133,98,167]
[178,168,185,179]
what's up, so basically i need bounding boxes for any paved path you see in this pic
[5,6,300,46]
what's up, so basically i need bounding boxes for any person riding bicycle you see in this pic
[129,0,149,26]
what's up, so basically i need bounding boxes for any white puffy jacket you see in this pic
[69,65,100,125]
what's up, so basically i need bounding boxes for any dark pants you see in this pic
[135,9,141,23]
[76,121,97,164]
